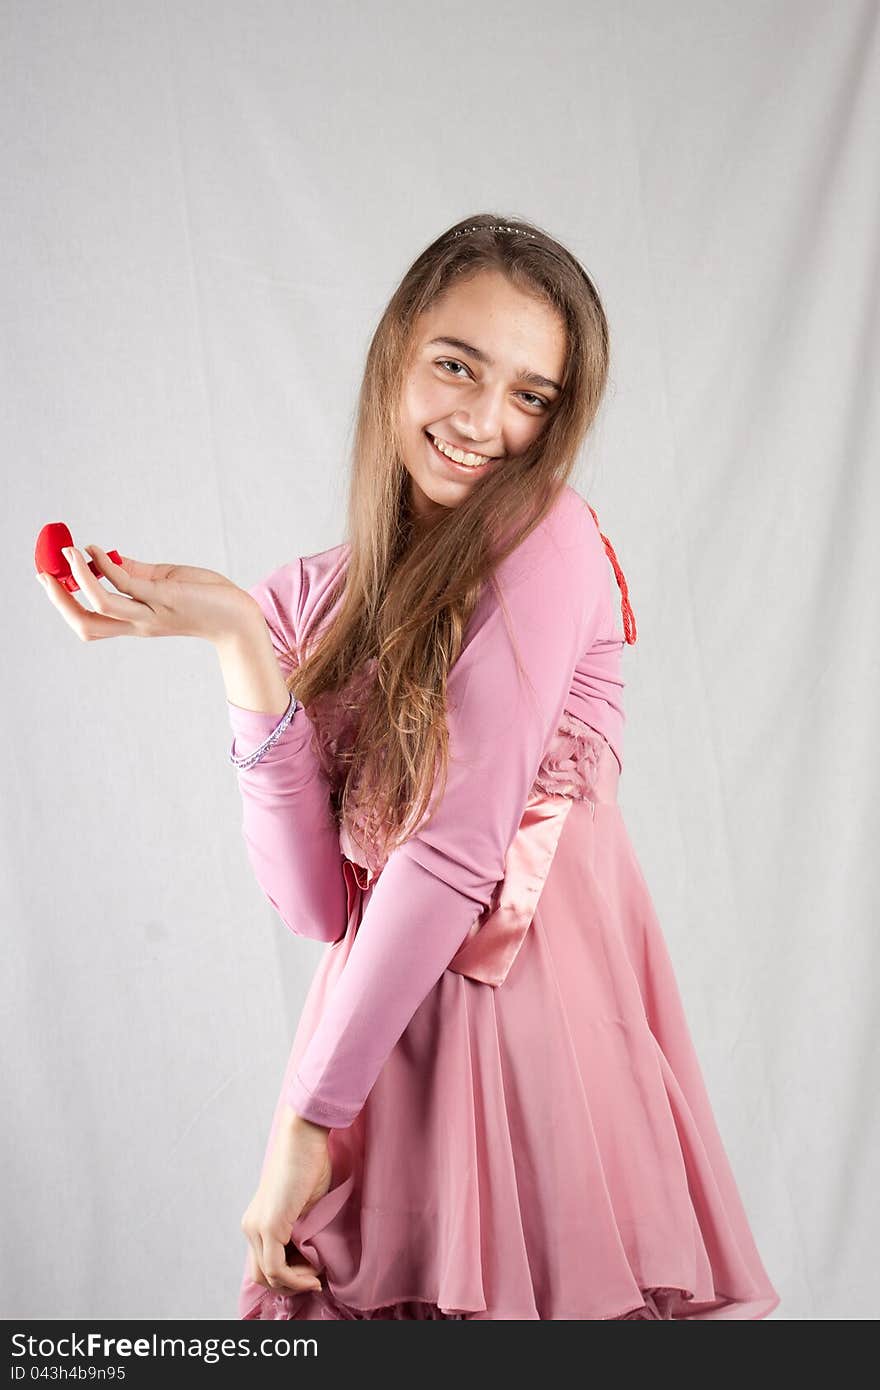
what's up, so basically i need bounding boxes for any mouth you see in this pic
[424,429,499,473]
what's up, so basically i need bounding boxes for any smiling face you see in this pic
[397,268,567,523]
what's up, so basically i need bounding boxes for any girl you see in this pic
[38,214,779,1320]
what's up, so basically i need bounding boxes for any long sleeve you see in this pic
[227,559,348,944]
[285,489,611,1127]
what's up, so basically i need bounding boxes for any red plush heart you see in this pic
[35,522,123,594]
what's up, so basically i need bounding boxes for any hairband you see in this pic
[450,224,537,239]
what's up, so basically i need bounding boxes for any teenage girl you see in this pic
[38,214,779,1320]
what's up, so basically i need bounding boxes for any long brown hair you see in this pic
[283,213,610,867]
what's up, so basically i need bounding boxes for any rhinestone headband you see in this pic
[450,224,537,240]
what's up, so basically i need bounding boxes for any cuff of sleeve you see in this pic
[226,696,297,764]
[284,1072,358,1129]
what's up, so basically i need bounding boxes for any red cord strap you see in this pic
[586,504,637,644]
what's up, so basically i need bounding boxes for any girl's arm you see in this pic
[285,488,612,1127]
[220,559,348,945]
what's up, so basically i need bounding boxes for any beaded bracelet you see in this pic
[228,689,298,770]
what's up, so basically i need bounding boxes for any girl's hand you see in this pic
[241,1111,333,1295]
[34,543,259,645]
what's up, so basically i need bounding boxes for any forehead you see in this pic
[416,270,567,379]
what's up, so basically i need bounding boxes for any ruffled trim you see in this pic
[310,679,613,879]
[304,657,379,797]
[531,710,607,804]
[245,1283,700,1321]
[245,1286,466,1320]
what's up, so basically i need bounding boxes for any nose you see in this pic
[451,380,505,449]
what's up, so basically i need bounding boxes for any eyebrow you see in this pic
[427,336,562,393]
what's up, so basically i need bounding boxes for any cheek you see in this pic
[517,415,549,450]
[400,379,426,431]
[403,369,450,425]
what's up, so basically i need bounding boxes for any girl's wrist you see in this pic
[212,594,269,650]
[215,607,292,715]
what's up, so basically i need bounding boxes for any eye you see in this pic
[436,358,469,378]
[435,360,549,411]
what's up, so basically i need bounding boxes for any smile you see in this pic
[425,430,498,470]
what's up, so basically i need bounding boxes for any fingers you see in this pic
[36,549,142,641]
[82,543,156,607]
[260,1234,323,1294]
[61,546,120,612]
[241,1218,322,1295]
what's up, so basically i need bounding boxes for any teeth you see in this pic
[429,433,492,468]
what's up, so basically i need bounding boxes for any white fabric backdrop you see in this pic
[4,0,877,1321]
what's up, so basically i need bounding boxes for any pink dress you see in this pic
[227,484,780,1320]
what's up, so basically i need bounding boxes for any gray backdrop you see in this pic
[5,0,877,1321]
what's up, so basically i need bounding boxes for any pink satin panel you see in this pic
[446,793,574,986]
[341,722,621,989]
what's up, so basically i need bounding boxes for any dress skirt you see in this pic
[238,730,780,1321]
